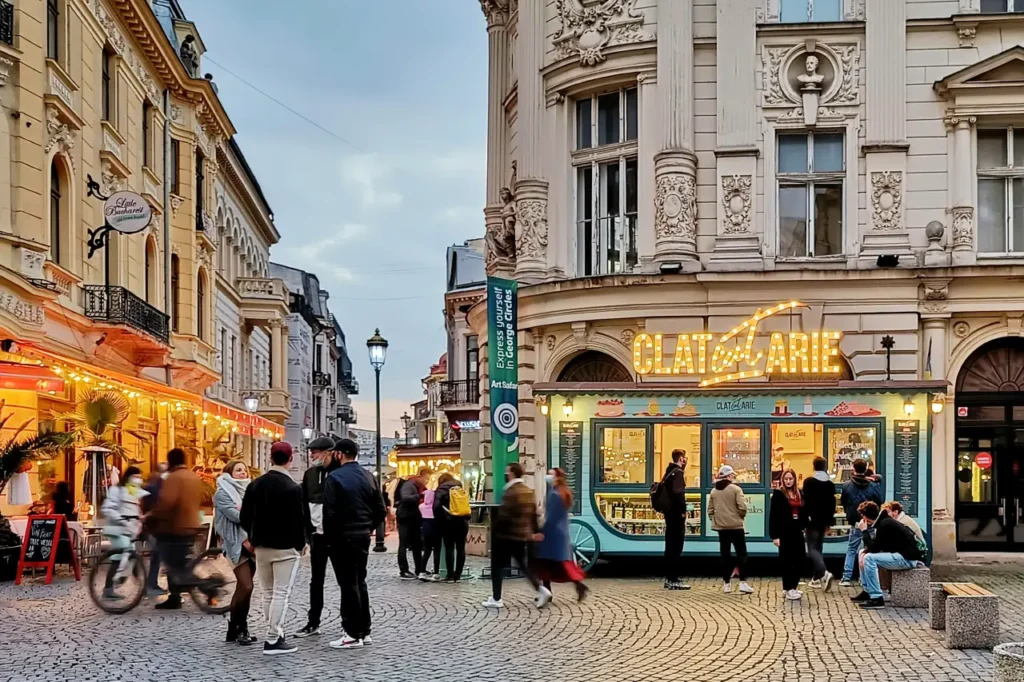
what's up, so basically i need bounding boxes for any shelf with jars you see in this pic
[594,491,702,537]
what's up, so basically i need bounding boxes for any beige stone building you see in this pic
[471,0,1024,561]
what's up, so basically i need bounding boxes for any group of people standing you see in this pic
[392,466,471,583]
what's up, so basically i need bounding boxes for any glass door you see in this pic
[955,427,1024,550]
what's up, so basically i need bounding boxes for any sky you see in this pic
[179,0,487,436]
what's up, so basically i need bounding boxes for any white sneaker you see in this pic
[482,597,504,608]
[785,589,803,601]
[536,586,553,608]
[738,581,754,594]
[821,571,834,593]
[329,635,363,649]
[416,573,430,582]
[807,578,822,589]
[362,636,372,646]
[723,583,733,594]
[429,574,443,582]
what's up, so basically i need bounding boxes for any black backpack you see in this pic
[649,469,675,514]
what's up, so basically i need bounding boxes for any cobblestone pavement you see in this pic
[1,553,1019,682]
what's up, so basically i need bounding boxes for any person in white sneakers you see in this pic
[708,466,753,595]
[769,470,806,601]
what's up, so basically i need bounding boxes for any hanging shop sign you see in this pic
[632,301,843,387]
[84,177,154,258]
[487,276,519,501]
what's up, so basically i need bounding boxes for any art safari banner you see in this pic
[487,277,518,500]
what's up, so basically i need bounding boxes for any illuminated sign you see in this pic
[632,301,842,387]
[454,420,482,431]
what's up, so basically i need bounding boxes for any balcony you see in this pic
[244,388,290,423]
[312,370,331,390]
[1,1,13,46]
[336,404,355,423]
[82,285,169,344]
[439,379,480,408]
[237,277,290,326]
[341,370,359,395]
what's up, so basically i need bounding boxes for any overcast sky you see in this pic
[180,0,487,435]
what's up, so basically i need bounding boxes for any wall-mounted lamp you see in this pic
[903,397,915,416]
[537,396,549,416]
[562,397,574,417]
[931,393,946,415]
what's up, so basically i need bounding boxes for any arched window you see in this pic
[196,271,206,341]
[170,254,180,332]
[49,161,61,264]
[557,351,632,383]
[144,238,157,305]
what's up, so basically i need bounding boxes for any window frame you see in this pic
[776,130,846,260]
[47,0,60,62]
[101,46,114,123]
[980,0,1022,13]
[196,272,206,341]
[195,149,205,231]
[170,139,181,195]
[466,335,479,383]
[49,162,61,265]
[170,254,180,333]
[976,126,1024,255]
[142,101,152,170]
[779,0,844,23]
[593,421,652,489]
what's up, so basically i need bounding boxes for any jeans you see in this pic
[804,527,827,580]
[717,529,747,582]
[329,535,372,640]
[842,526,863,581]
[146,534,162,591]
[861,552,919,598]
[397,520,423,575]
[307,534,331,627]
[664,514,685,582]
[491,538,540,600]
[442,518,469,581]
[254,547,301,643]
[778,532,806,591]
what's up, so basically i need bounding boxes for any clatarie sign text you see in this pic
[632,301,843,387]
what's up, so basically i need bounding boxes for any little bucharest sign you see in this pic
[632,301,843,387]
[104,192,153,234]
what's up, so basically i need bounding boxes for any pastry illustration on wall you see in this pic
[595,398,626,418]
[798,396,818,417]
[634,398,664,417]
[773,399,793,417]
[825,401,882,417]
[671,398,699,417]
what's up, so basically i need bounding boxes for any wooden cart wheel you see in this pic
[569,518,601,572]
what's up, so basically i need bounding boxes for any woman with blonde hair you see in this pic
[213,459,255,645]
[533,468,588,602]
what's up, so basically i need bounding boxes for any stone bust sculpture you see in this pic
[797,54,825,91]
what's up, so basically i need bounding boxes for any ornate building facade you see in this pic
[472,0,1024,559]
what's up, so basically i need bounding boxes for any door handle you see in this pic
[999,498,1007,525]
[1017,499,1021,525]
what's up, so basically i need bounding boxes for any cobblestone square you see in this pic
[0,552,1019,682]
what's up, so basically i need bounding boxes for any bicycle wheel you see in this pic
[88,548,146,614]
[188,549,236,615]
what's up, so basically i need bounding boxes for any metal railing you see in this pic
[336,404,354,422]
[439,379,480,407]
[0,1,12,46]
[81,285,170,344]
[312,370,331,389]
[341,371,359,395]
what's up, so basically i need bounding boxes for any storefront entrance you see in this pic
[955,339,1024,551]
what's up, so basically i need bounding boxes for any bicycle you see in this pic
[88,533,236,615]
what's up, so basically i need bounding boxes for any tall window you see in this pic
[977,128,1024,254]
[170,140,180,194]
[195,149,205,230]
[780,0,842,22]
[49,161,62,265]
[574,86,639,276]
[144,239,155,303]
[196,273,205,340]
[47,0,59,61]
[314,343,323,373]
[101,46,114,122]
[777,131,844,258]
[170,254,180,332]
[466,335,479,383]
[981,0,1023,12]
[142,102,152,168]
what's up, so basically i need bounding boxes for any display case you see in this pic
[594,491,702,536]
[830,492,852,537]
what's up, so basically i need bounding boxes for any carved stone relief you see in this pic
[761,42,860,110]
[953,321,970,339]
[486,172,518,276]
[553,0,648,66]
[655,174,697,241]
[85,0,160,104]
[516,198,549,260]
[722,175,753,234]
[100,158,125,195]
[479,0,510,26]
[45,108,76,170]
[870,171,903,231]
[952,206,974,247]
[546,335,557,351]
[620,329,635,346]
[0,56,12,88]
[958,26,977,48]
[921,281,949,314]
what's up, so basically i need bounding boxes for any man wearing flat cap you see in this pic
[294,435,341,638]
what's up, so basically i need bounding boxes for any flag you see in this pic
[924,338,933,380]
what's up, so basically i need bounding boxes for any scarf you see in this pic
[217,473,249,508]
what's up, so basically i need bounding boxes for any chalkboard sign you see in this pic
[893,420,920,517]
[15,514,80,585]
[559,421,584,515]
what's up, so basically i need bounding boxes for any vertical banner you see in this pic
[487,276,519,501]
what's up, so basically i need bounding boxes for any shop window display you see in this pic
[770,423,823,488]
[655,423,701,488]
[711,427,762,484]
[599,427,647,484]
[827,426,876,482]
[595,491,702,536]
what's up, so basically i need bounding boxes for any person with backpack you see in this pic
[433,472,471,582]
[801,456,835,592]
[533,468,588,602]
[708,465,753,595]
[394,467,429,580]
[838,459,883,586]
[652,449,690,591]
[849,501,924,610]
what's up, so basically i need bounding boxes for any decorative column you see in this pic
[654,0,699,270]
[860,0,912,267]
[270,319,285,391]
[481,1,514,279]
[951,117,977,266]
[921,313,956,560]
[514,0,549,284]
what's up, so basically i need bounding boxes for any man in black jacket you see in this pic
[801,456,835,592]
[661,450,690,591]
[294,436,341,638]
[240,442,306,655]
[322,438,386,649]
[394,467,430,579]
[850,501,924,610]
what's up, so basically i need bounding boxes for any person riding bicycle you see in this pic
[100,466,147,600]
[148,448,205,610]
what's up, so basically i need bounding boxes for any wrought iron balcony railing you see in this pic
[439,379,480,407]
[0,1,12,47]
[81,285,170,344]
[336,404,354,423]
[341,370,359,395]
[312,370,331,389]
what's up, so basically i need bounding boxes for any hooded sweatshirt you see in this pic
[707,478,747,531]
[802,470,837,531]
[840,472,884,525]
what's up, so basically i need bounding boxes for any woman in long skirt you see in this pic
[533,468,588,602]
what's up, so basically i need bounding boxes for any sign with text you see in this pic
[104,191,153,234]
[894,420,920,517]
[14,514,80,585]
[487,277,518,501]
[558,421,584,515]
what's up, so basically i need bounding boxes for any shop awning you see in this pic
[532,380,951,395]
[0,362,64,393]
[393,444,461,459]
[202,398,284,440]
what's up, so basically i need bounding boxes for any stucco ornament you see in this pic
[620,329,635,346]
[952,206,974,247]
[0,56,13,88]
[953,321,970,339]
[516,199,549,261]
[487,185,518,275]
[479,0,510,26]
[871,171,903,231]
[85,0,160,104]
[655,174,697,240]
[553,0,646,66]
[100,159,125,195]
[722,175,752,234]
[762,42,860,108]
[45,108,76,170]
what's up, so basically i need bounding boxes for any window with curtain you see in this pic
[49,161,62,265]
[170,255,180,332]
[977,127,1024,254]
[777,131,844,258]
[780,0,842,23]
[47,0,60,61]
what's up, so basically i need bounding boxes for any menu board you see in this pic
[894,420,920,517]
[559,421,583,515]
[23,516,58,564]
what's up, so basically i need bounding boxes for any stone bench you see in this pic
[930,582,999,650]
[890,566,930,608]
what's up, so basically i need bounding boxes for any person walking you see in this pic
[240,442,306,656]
[433,472,470,582]
[533,468,588,602]
[142,463,167,597]
[708,466,753,594]
[801,456,835,592]
[213,460,256,646]
[769,469,807,601]
[100,466,146,601]
[849,501,925,610]
[394,467,429,580]
[656,449,690,590]
[839,459,883,587]
[419,487,442,581]
[148,449,204,610]
[295,436,341,638]
[482,462,550,609]
[322,438,387,650]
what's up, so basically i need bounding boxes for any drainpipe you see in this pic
[163,88,172,386]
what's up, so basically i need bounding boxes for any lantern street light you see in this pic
[401,411,412,445]
[301,426,314,440]
[367,328,389,552]
[244,395,260,469]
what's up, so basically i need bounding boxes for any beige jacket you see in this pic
[708,481,748,531]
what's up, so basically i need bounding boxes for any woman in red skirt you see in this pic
[533,468,588,602]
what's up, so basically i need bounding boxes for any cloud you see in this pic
[440,206,478,221]
[430,149,485,176]
[341,154,404,208]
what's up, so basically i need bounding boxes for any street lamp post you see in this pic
[244,396,259,469]
[367,328,389,553]
[400,411,411,445]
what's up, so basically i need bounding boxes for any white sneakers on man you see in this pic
[723,583,733,594]
[785,589,803,601]
[738,582,754,594]
[536,586,553,608]
[482,597,504,609]
[328,635,363,649]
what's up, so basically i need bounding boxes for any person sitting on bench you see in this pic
[849,501,924,610]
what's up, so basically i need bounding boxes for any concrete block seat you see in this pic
[930,582,999,650]
[890,566,930,608]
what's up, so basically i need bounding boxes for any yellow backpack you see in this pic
[447,486,471,517]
